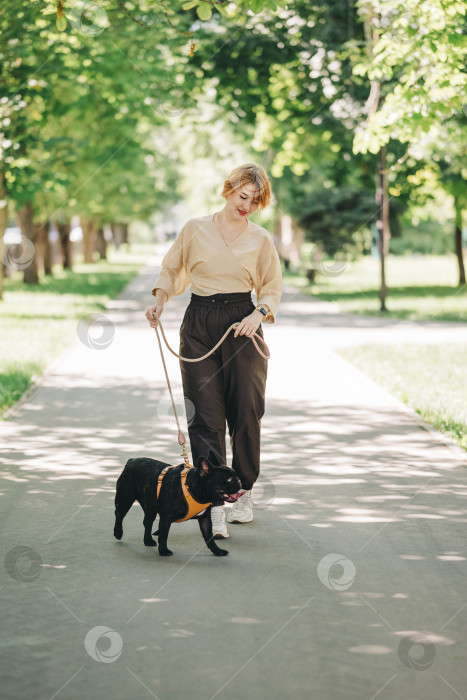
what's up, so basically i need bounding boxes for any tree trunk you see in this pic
[111,222,126,249]
[362,6,390,313]
[95,226,107,260]
[16,201,39,285]
[35,221,52,276]
[56,220,72,269]
[377,147,391,312]
[454,196,466,286]
[276,213,303,266]
[81,217,97,263]
[0,173,8,300]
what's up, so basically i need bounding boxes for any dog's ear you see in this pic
[196,456,212,477]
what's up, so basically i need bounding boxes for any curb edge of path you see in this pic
[336,351,467,461]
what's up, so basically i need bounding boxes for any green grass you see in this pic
[287,253,467,449]
[0,244,154,416]
[338,344,467,451]
[284,254,467,322]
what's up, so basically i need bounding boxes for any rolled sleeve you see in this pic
[255,237,282,323]
[151,223,191,300]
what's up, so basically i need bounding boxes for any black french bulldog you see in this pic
[113,450,242,557]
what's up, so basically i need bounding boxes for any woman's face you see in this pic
[226,183,260,220]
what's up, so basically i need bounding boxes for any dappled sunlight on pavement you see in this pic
[1,263,466,700]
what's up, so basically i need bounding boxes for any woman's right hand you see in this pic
[146,303,164,328]
[146,290,168,328]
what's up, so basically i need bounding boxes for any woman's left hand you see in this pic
[234,309,263,338]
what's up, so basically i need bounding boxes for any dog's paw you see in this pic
[114,526,123,540]
[159,548,173,557]
[213,548,229,557]
[144,539,157,547]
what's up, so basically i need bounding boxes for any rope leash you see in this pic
[154,313,270,362]
[153,311,271,464]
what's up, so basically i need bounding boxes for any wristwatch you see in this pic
[256,306,268,317]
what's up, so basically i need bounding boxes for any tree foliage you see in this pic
[353,0,467,153]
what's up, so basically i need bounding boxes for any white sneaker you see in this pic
[211,505,229,539]
[227,490,253,524]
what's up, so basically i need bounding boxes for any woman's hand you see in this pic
[146,304,164,328]
[146,289,168,328]
[234,309,263,338]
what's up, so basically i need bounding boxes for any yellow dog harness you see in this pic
[157,464,211,522]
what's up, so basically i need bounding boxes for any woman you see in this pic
[145,163,282,539]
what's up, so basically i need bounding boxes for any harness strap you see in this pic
[156,466,171,500]
[157,465,211,522]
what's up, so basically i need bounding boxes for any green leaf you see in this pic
[448,33,466,46]
[182,0,199,9]
[214,2,230,17]
[196,4,212,20]
[41,6,57,15]
[56,14,67,31]
[250,0,264,13]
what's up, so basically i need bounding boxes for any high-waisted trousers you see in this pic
[179,292,268,504]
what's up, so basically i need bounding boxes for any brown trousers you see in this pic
[179,292,268,501]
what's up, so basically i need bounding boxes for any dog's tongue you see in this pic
[225,490,247,502]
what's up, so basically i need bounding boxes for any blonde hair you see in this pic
[220,162,272,210]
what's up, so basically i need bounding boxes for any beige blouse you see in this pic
[152,213,282,323]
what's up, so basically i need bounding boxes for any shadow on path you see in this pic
[1,264,466,700]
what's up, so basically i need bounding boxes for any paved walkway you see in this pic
[1,260,466,700]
